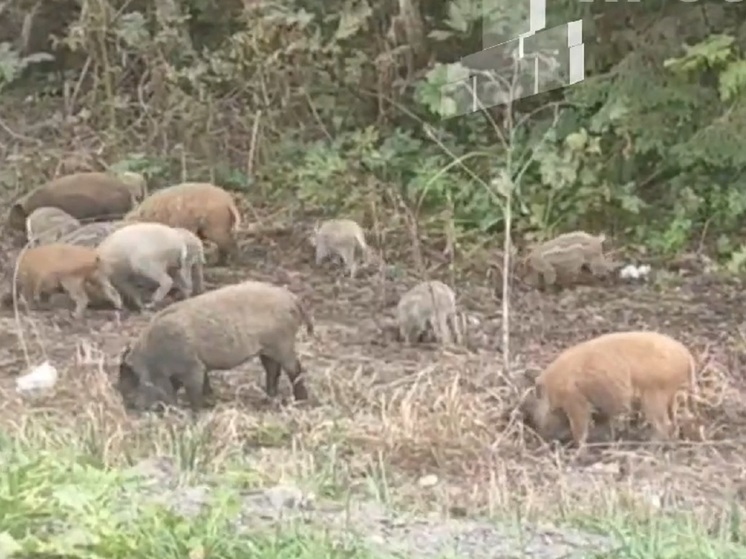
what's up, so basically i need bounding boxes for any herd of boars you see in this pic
[0,171,698,451]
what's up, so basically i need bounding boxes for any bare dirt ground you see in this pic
[1,213,745,556]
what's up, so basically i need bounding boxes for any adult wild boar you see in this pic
[125,182,241,265]
[116,280,313,411]
[525,331,697,449]
[7,172,145,236]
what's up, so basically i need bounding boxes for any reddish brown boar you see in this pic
[124,182,241,265]
[527,331,696,449]
[4,244,123,318]
[7,172,141,235]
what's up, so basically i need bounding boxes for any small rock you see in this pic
[265,484,314,510]
[418,474,439,488]
[127,456,178,484]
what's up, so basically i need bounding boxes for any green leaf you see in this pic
[335,0,372,40]
[718,59,746,102]
[428,30,454,41]
[565,130,587,151]
[446,2,469,33]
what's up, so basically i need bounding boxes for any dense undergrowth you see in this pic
[1,0,746,262]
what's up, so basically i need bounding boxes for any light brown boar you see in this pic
[6,244,123,318]
[96,222,206,310]
[522,231,608,288]
[528,331,696,449]
[124,182,241,265]
[115,280,313,412]
[396,280,463,344]
[6,172,141,235]
[26,207,82,246]
[311,219,369,278]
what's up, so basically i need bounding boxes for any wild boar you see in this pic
[125,182,241,265]
[7,172,141,235]
[6,244,123,318]
[396,280,463,345]
[312,219,369,278]
[522,231,608,288]
[25,207,81,246]
[116,280,313,412]
[96,222,205,310]
[528,331,696,449]
[56,221,127,248]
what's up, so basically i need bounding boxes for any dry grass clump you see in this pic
[2,335,745,528]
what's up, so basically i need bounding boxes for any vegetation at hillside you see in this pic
[1,1,745,265]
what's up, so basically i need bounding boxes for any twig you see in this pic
[247,109,262,179]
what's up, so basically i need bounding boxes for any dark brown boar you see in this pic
[7,172,140,236]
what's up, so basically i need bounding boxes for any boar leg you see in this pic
[191,263,204,295]
[540,264,557,287]
[285,358,309,401]
[448,312,465,345]
[180,364,209,412]
[259,354,282,398]
[60,277,90,319]
[269,346,309,401]
[339,246,357,278]
[111,275,145,310]
[433,312,454,345]
[315,244,328,266]
[400,324,418,345]
[562,396,593,449]
[141,269,174,308]
[92,271,123,310]
[172,373,213,403]
[587,254,608,277]
[202,223,238,266]
[23,281,42,310]
[172,265,193,299]
[641,390,674,441]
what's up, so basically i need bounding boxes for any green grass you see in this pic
[0,439,383,559]
[576,511,746,559]
[1,436,745,559]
